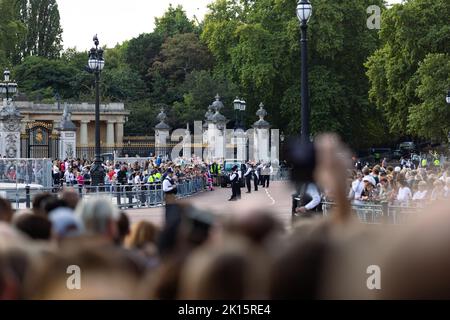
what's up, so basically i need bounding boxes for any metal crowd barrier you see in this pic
[8,177,207,210]
[322,201,423,225]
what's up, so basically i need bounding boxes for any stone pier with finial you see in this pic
[155,108,171,157]
[253,102,271,162]
[208,94,228,162]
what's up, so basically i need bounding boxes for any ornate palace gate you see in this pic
[21,122,59,159]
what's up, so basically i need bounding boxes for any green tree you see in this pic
[13,55,77,100]
[0,0,27,66]
[366,0,450,138]
[202,0,385,148]
[17,0,63,59]
[124,32,163,81]
[171,70,237,127]
[151,33,213,84]
[154,4,196,38]
[124,100,166,136]
[407,53,450,140]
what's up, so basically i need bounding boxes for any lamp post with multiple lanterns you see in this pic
[0,69,18,103]
[87,34,106,186]
[233,97,247,130]
[296,0,312,143]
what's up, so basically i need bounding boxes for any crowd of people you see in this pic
[50,155,219,191]
[348,159,449,205]
[0,134,449,300]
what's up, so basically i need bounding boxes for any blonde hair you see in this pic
[125,221,159,249]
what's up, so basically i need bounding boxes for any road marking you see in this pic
[265,188,276,206]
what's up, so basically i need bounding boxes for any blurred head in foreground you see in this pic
[75,197,120,242]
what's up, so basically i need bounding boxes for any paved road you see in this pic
[126,181,295,227]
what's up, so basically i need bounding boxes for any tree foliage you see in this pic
[17,0,63,59]
[366,0,450,138]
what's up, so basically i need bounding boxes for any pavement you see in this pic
[126,181,295,227]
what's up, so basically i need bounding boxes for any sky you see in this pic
[57,0,214,50]
[57,0,404,51]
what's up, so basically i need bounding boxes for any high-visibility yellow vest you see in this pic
[148,175,154,183]
[421,159,427,167]
[434,159,440,166]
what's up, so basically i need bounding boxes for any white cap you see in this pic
[363,176,376,186]
[394,166,401,173]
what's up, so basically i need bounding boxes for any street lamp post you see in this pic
[446,90,450,145]
[296,0,312,143]
[233,97,241,130]
[240,99,246,130]
[0,69,18,103]
[87,34,105,186]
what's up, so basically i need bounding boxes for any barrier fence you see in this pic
[0,158,53,188]
[9,177,207,210]
[322,201,423,224]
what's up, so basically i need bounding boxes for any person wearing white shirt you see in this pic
[163,168,177,204]
[348,172,364,203]
[261,163,274,188]
[293,183,322,217]
[396,180,412,202]
[64,170,71,186]
[244,164,253,193]
[412,181,428,201]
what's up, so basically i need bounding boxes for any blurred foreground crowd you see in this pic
[0,135,450,299]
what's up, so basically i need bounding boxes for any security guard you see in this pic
[163,168,177,204]
[228,165,240,201]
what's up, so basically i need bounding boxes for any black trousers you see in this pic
[262,175,270,187]
[254,176,258,191]
[245,177,252,192]
[236,180,241,199]
[230,182,239,199]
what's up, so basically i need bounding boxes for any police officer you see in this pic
[228,165,240,201]
[163,168,177,204]
[244,163,253,193]
[253,163,259,191]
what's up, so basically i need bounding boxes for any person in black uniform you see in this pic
[252,163,259,191]
[228,165,239,201]
[244,163,253,193]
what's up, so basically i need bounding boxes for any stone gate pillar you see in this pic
[0,100,23,158]
[155,108,170,158]
[252,103,270,163]
[57,104,77,160]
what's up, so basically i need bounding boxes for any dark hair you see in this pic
[0,197,14,223]
[43,198,69,216]
[32,193,53,214]
[116,211,130,245]
[14,214,52,240]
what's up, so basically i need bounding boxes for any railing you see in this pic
[0,158,53,188]
[8,177,207,210]
[271,168,291,181]
[322,201,423,224]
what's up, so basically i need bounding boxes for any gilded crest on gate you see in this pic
[35,128,44,144]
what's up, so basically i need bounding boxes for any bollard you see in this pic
[381,201,389,224]
[25,185,31,208]
[116,184,121,206]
